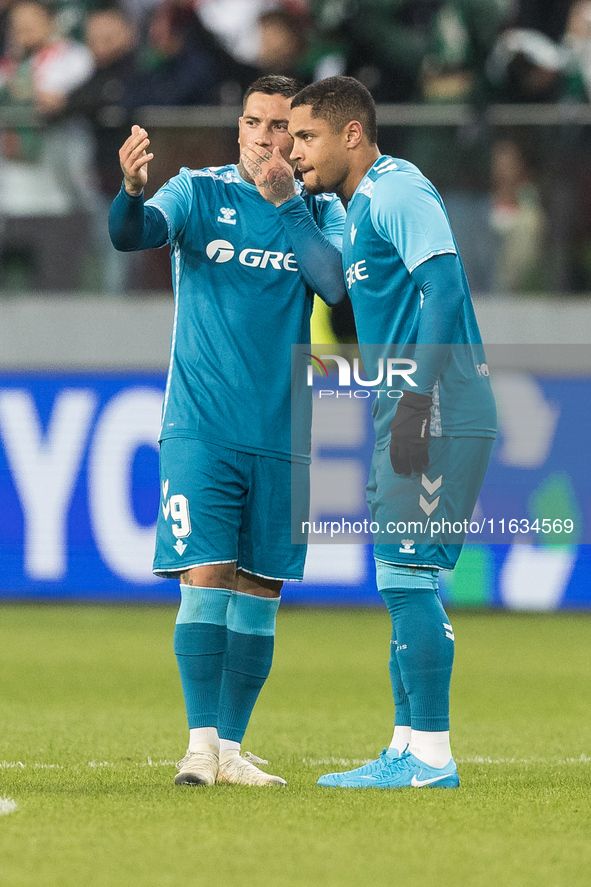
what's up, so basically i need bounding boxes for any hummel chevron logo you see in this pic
[217,207,237,225]
[421,474,442,495]
[419,494,440,516]
[162,480,169,498]
[411,773,452,787]
[350,223,357,244]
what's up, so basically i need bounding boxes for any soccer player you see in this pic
[109,75,345,787]
[282,77,496,789]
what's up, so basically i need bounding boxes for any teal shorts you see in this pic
[153,438,309,581]
[367,435,494,571]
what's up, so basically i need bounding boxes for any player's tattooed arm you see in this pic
[119,125,154,195]
[240,145,297,207]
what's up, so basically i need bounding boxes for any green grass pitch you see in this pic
[1,604,590,887]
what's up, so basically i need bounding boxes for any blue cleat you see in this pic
[317,748,402,787]
[318,750,460,789]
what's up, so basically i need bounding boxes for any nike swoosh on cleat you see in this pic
[411,773,454,787]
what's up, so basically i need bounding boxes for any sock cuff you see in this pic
[226,591,280,636]
[176,585,232,625]
[375,560,439,592]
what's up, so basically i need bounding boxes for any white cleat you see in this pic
[174,744,219,786]
[217,751,286,786]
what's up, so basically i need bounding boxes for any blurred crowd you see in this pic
[2,0,591,295]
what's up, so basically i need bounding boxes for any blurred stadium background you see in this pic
[2,5,591,884]
[1,0,591,670]
[2,0,591,609]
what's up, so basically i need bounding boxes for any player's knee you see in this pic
[235,570,282,597]
[180,562,237,589]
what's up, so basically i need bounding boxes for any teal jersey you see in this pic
[147,164,345,462]
[343,156,496,444]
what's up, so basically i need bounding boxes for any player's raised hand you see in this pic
[119,125,154,195]
[240,145,296,206]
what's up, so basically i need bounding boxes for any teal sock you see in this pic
[218,592,280,744]
[376,561,453,733]
[384,622,411,728]
[173,585,231,729]
[380,588,454,732]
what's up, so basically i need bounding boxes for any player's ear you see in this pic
[344,121,363,149]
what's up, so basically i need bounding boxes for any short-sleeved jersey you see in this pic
[342,155,496,444]
[147,164,345,462]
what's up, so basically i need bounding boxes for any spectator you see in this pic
[340,0,441,103]
[298,0,349,81]
[125,0,220,107]
[50,8,139,292]
[563,0,591,99]
[406,0,510,293]
[508,0,573,43]
[0,0,94,290]
[486,26,569,101]
[195,0,297,66]
[58,8,137,195]
[195,0,306,101]
[490,138,547,292]
[421,0,509,104]
[0,0,93,120]
[0,0,17,58]
[255,7,306,77]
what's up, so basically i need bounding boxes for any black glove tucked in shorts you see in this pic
[389,390,432,476]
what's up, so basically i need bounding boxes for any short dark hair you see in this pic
[243,75,304,110]
[291,76,378,145]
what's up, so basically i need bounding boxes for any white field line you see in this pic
[302,758,375,767]
[1,755,590,771]
[0,759,177,769]
[0,797,18,815]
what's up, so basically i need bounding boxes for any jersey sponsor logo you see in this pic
[217,206,237,225]
[345,259,369,289]
[205,240,298,272]
[239,248,298,271]
[476,363,489,377]
[206,239,235,262]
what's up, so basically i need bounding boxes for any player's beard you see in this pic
[299,169,325,195]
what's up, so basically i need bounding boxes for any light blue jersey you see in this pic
[342,156,496,444]
[147,164,345,462]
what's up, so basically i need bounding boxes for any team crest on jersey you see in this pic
[218,206,237,225]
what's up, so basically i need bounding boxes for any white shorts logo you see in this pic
[206,239,235,263]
